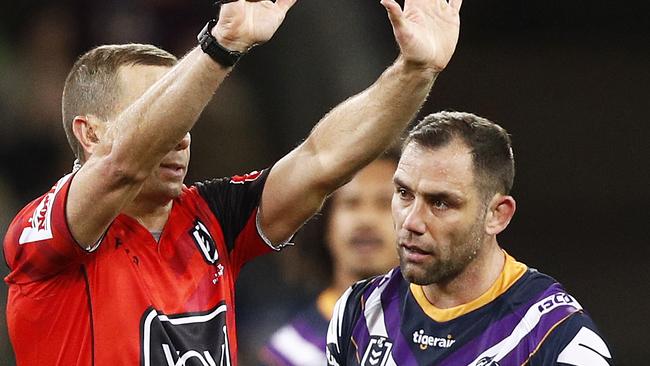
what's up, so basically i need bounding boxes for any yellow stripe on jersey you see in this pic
[410,250,528,322]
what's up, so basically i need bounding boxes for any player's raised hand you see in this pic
[381,0,462,72]
[213,0,298,52]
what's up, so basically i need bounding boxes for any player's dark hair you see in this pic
[405,111,515,199]
[62,44,178,162]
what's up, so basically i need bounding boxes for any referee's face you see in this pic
[116,64,191,201]
[393,140,488,286]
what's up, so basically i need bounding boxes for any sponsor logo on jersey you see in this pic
[412,329,456,350]
[190,219,219,264]
[141,303,231,366]
[19,174,72,244]
[212,264,225,285]
[361,336,393,366]
[537,292,576,312]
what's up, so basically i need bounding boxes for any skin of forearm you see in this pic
[303,57,437,191]
[104,47,229,177]
[258,57,439,245]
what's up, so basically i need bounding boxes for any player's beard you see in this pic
[399,212,487,286]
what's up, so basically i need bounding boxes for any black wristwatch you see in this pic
[197,19,243,67]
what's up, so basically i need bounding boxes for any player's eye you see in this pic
[396,187,413,200]
[431,199,448,210]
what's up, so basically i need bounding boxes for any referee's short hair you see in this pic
[62,44,177,162]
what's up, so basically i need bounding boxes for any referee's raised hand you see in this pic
[381,0,462,72]
[214,0,298,53]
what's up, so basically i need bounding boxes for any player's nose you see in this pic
[402,200,426,235]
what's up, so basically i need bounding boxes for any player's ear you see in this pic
[484,193,516,235]
[72,115,101,157]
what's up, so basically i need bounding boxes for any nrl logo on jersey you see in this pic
[361,336,393,366]
[412,329,456,350]
[190,219,219,264]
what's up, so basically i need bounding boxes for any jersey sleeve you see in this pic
[193,168,292,272]
[530,311,614,366]
[3,174,88,284]
[194,168,268,252]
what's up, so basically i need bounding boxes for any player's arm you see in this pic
[259,0,462,244]
[67,0,297,249]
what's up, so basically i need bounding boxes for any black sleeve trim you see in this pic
[194,168,270,253]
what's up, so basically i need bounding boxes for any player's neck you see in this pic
[421,241,505,309]
[123,199,173,232]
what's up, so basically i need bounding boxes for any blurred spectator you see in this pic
[259,154,399,366]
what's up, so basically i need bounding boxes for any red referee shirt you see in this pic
[3,169,278,366]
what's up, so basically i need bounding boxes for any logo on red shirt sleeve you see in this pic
[229,171,261,185]
[18,174,72,245]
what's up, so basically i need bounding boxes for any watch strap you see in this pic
[197,19,243,67]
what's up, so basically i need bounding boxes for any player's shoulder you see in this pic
[4,174,74,244]
[190,169,269,195]
[337,267,405,316]
[515,266,561,290]
[531,311,614,365]
[512,268,614,364]
[507,266,577,305]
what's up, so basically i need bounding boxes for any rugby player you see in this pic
[326,112,614,366]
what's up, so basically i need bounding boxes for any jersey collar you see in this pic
[410,250,527,322]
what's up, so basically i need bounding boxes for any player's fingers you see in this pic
[380,0,404,28]
[275,0,298,13]
[449,0,462,12]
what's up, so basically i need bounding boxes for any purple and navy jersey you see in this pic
[260,301,330,366]
[260,288,341,366]
[326,253,613,366]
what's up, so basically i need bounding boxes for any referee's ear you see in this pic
[72,115,101,161]
[484,193,516,236]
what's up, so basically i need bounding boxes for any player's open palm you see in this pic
[215,0,298,52]
[381,0,462,71]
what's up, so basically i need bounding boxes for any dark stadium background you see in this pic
[0,1,647,365]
